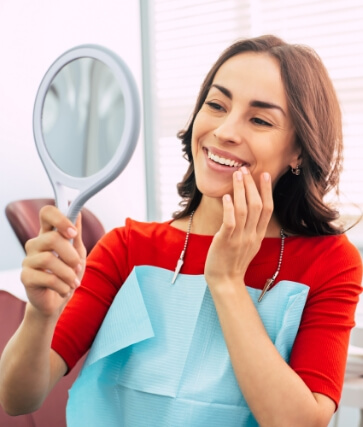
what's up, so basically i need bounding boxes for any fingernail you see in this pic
[74,278,81,287]
[241,166,249,175]
[263,172,270,182]
[76,263,82,274]
[67,227,77,238]
[223,194,232,203]
[235,171,242,181]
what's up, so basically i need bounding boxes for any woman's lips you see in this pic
[203,147,249,169]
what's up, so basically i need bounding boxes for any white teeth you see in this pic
[207,151,242,168]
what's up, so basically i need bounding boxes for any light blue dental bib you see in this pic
[67,266,308,427]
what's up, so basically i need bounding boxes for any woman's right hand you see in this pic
[21,205,87,319]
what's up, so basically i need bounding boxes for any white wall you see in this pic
[0,0,146,270]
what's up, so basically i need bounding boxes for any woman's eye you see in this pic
[252,117,272,127]
[205,101,224,111]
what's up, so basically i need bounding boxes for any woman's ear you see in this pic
[289,152,303,176]
[289,145,303,169]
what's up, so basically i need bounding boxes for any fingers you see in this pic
[39,205,78,240]
[231,169,248,234]
[219,194,236,239]
[25,230,81,267]
[73,213,87,260]
[22,206,84,299]
[226,167,273,236]
[22,233,82,294]
[28,206,82,263]
[22,254,80,298]
[257,172,274,235]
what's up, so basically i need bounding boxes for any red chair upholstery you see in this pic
[0,290,86,426]
[5,198,105,254]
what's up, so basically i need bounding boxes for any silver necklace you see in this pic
[258,228,286,302]
[171,210,195,284]
[171,211,286,302]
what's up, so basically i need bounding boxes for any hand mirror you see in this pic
[33,44,141,223]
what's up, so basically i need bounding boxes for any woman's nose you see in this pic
[213,114,244,145]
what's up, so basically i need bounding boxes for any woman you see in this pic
[0,35,362,427]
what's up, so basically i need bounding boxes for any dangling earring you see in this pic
[291,164,301,175]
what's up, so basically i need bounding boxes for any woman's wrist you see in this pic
[24,302,61,330]
[207,276,247,301]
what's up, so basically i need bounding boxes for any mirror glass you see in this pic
[42,58,125,178]
[33,44,140,222]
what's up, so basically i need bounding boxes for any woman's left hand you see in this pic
[204,167,273,291]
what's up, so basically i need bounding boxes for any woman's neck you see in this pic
[192,196,223,235]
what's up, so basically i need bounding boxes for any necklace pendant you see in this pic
[258,278,274,303]
[171,211,194,284]
[171,258,184,284]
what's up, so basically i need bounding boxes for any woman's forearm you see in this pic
[0,208,85,415]
[0,303,65,415]
[210,284,333,427]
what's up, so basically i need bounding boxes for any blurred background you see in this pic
[0,1,362,425]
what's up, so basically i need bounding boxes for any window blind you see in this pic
[140,0,363,232]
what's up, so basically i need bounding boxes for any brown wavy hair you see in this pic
[173,35,343,236]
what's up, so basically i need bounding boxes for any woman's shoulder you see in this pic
[287,233,361,258]
[101,217,183,244]
[285,233,362,283]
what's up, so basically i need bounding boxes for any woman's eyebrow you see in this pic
[210,84,232,99]
[250,100,286,117]
[210,83,286,117]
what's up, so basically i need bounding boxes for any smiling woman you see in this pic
[175,37,343,237]
[0,35,361,427]
[190,52,297,209]
[143,2,363,239]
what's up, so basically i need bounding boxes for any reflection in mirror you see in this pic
[42,58,125,177]
[33,44,140,222]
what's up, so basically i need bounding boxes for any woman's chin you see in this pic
[197,184,232,200]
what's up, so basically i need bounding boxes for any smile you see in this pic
[206,150,246,168]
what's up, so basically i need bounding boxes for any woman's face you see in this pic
[191,52,300,199]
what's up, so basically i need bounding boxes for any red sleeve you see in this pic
[289,238,362,407]
[51,222,131,371]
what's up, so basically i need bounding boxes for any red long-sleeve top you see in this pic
[52,219,362,407]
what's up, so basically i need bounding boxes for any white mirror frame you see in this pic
[33,44,141,222]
